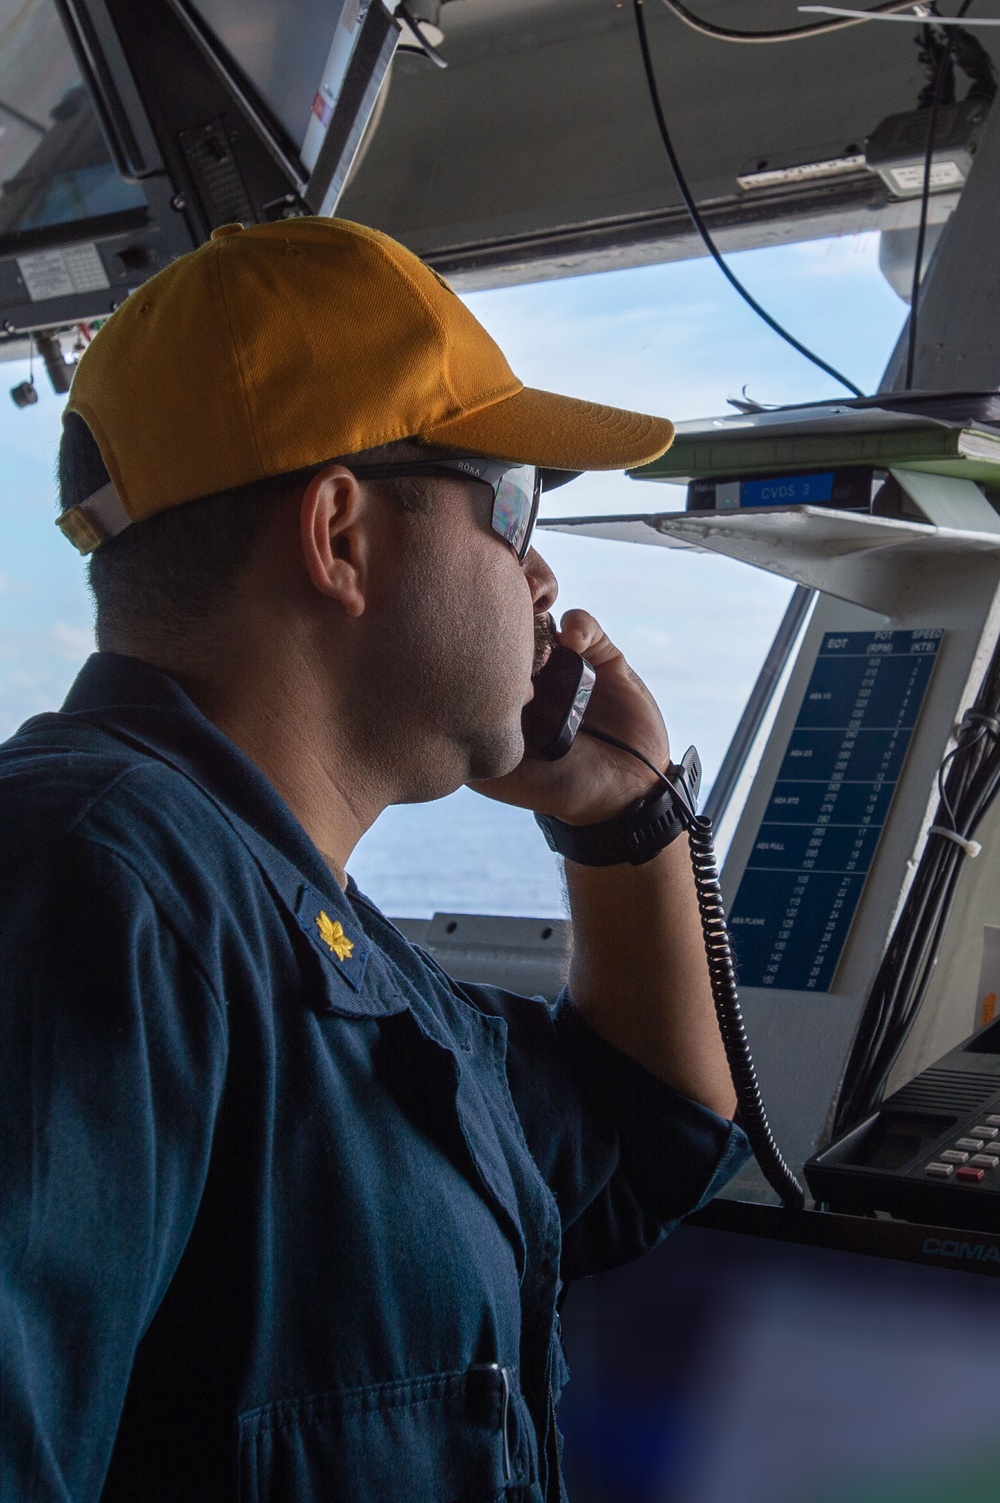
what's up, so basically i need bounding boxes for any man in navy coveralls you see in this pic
[0,217,747,1502]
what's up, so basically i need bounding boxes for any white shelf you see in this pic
[538,506,1000,613]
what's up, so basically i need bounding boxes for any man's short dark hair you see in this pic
[58,412,432,647]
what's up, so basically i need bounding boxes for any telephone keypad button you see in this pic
[955,1138,985,1151]
[969,1154,998,1168]
[956,1166,987,1183]
[982,1142,1000,1156]
[984,1114,1000,1126]
[971,1126,999,1139]
[940,1150,970,1163]
[926,1162,955,1177]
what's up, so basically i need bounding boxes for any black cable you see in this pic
[580,721,807,1209]
[396,1,448,67]
[686,819,807,1210]
[632,0,866,398]
[657,0,948,44]
[949,20,998,101]
[905,1,978,389]
[579,722,667,781]
[904,26,951,387]
[0,97,46,134]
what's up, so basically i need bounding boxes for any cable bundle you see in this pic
[833,637,1000,1136]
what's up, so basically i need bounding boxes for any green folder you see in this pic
[631,405,1000,486]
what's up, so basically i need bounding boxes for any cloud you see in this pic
[466,231,907,415]
[49,621,95,660]
[0,617,95,738]
[0,621,94,662]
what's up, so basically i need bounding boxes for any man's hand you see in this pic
[470,609,668,824]
[471,606,737,1121]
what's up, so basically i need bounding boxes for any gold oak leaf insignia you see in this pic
[315,910,354,961]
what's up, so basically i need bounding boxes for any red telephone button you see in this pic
[956,1166,987,1183]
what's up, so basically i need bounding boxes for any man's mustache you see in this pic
[533,613,557,676]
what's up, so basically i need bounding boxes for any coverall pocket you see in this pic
[236,1363,535,1502]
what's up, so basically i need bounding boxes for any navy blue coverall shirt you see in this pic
[0,652,749,1503]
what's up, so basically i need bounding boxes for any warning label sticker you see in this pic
[16,244,110,302]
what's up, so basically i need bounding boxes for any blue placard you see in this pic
[740,472,835,507]
[728,629,943,993]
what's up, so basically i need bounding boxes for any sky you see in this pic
[0,231,910,916]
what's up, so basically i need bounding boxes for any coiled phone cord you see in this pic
[580,723,807,1211]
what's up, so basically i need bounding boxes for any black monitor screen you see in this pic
[189,0,349,152]
[0,0,145,241]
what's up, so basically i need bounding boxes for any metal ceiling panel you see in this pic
[338,0,1000,287]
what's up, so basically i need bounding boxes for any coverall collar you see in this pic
[58,649,348,913]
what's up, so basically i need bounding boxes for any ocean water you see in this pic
[349,785,569,918]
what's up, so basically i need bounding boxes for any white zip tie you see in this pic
[962,711,1000,738]
[928,825,982,858]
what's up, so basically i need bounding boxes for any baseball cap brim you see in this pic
[421,385,674,474]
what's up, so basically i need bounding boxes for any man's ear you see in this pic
[299,465,368,618]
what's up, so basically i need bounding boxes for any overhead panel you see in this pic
[0,0,398,363]
[0,0,995,356]
[0,0,167,338]
[0,0,144,241]
[339,0,1000,288]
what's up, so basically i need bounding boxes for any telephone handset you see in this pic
[522,642,596,761]
[519,619,806,1211]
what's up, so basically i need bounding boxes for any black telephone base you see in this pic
[806,1015,1000,1235]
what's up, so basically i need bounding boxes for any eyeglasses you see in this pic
[349,458,542,563]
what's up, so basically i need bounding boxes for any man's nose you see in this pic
[523,546,558,615]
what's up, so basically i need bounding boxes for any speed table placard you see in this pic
[728,629,942,993]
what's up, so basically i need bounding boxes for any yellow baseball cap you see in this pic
[58,217,674,552]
